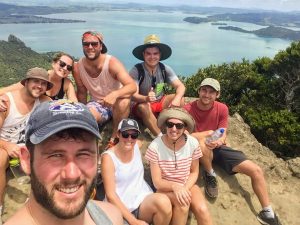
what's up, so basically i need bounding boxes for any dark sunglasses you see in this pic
[166,121,185,129]
[82,41,99,48]
[151,76,156,89]
[121,131,139,139]
[58,60,72,71]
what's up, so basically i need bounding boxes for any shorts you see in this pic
[212,145,247,175]
[132,96,166,118]
[123,207,140,225]
[87,101,112,126]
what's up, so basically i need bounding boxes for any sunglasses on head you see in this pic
[121,131,139,139]
[82,41,100,48]
[58,60,72,71]
[166,121,185,129]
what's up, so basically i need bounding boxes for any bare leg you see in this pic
[112,98,130,138]
[138,193,172,225]
[0,149,9,207]
[136,103,160,136]
[233,160,270,207]
[164,191,190,225]
[162,94,185,109]
[190,185,213,225]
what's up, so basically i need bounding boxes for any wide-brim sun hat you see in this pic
[20,67,53,91]
[82,30,107,54]
[132,34,172,61]
[157,107,195,133]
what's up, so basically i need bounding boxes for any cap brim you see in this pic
[119,127,141,133]
[132,43,172,61]
[29,119,101,144]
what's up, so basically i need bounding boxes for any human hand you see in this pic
[6,143,21,158]
[0,97,8,112]
[169,98,181,107]
[172,183,191,206]
[147,87,156,102]
[98,92,118,107]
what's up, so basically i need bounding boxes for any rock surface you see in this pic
[2,113,300,225]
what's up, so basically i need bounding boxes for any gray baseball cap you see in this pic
[25,100,101,145]
[199,78,220,92]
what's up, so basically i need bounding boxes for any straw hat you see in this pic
[132,34,172,61]
[157,107,195,133]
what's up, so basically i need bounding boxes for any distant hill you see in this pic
[0,35,52,87]
[218,25,300,41]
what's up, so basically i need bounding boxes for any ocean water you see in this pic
[0,10,292,76]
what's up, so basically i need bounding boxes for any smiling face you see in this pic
[165,118,185,141]
[198,85,220,108]
[52,55,73,78]
[143,46,161,69]
[25,78,48,98]
[117,129,139,151]
[82,35,102,61]
[28,130,98,219]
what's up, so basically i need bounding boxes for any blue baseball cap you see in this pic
[25,100,101,145]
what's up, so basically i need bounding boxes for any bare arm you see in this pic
[0,82,23,96]
[64,78,78,102]
[73,62,88,104]
[184,159,199,190]
[170,79,185,107]
[93,200,123,225]
[101,153,143,224]
[108,57,137,98]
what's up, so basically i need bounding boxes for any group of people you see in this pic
[0,30,281,225]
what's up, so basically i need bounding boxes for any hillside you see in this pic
[2,113,300,224]
[0,35,52,87]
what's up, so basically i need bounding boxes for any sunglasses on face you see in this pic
[82,41,100,48]
[121,131,139,139]
[166,121,185,129]
[58,60,72,71]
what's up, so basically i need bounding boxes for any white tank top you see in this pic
[0,92,40,144]
[78,55,122,101]
[102,144,153,211]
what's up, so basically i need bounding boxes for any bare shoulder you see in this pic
[92,200,123,225]
[4,207,33,225]
[39,95,52,102]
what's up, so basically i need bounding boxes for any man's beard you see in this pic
[30,166,96,219]
[83,49,101,61]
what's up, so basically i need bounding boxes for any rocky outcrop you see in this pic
[2,113,300,224]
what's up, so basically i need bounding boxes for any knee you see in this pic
[115,98,130,109]
[155,194,172,215]
[250,164,264,179]
[192,201,210,217]
[136,103,151,115]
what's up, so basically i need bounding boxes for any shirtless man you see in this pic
[4,101,123,225]
[0,67,52,224]
[73,31,136,148]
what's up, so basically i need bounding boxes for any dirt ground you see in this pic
[2,113,300,225]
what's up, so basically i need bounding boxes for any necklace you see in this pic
[170,134,187,169]
[26,202,40,225]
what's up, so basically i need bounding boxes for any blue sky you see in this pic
[109,0,300,12]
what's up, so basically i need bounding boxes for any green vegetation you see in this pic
[0,35,299,159]
[0,35,52,87]
[183,41,300,158]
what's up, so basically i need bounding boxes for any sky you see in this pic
[109,0,300,12]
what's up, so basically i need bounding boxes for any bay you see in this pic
[0,10,292,76]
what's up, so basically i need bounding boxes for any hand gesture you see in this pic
[172,183,191,206]
[147,87,157,102]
